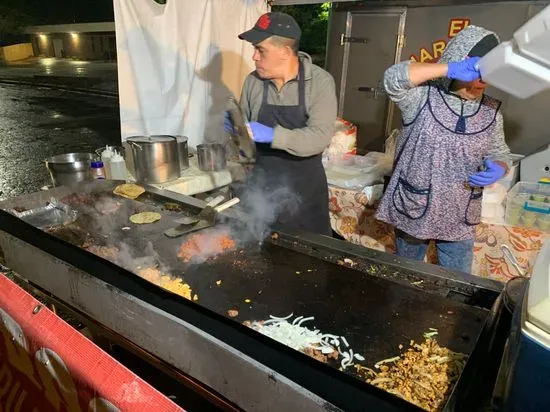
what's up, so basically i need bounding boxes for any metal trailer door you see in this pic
[53,38,64,58]
[339,9,406,153]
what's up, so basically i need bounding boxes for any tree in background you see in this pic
[0,0,34,46]
[272,3,330,67]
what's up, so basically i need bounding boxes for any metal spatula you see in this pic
[175,196,225,225]
[227,97,256,163]
[164,198,240,238]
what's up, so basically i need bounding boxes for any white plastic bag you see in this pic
[324,153,388,190]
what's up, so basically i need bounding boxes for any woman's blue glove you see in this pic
[224,111,235,134]
[469,159,506,187]
[249,122,274,143]
[447,57,481,82]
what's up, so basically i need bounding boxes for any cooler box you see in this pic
[501,239,550,411]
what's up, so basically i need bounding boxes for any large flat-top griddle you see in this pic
[0,181,506,412]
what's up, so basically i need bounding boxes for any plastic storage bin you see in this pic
[499,153,525,191]
[506,181,550,232]
[514,5,550,67]
[478,5,550,99]
[478,41,550,99]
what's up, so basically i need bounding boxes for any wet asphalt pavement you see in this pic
[0,82,230,411]
[0,83,120,200]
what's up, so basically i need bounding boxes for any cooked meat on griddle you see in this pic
[84,245,119,263]
[47,226,91,246]
[177,232,236,263]
[362,337,467,412]
[302,346,339,364]
[243,317,343,366]
[60,193,94,205]
[93,197,122,215]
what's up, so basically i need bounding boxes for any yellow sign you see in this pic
[410,18,471,63]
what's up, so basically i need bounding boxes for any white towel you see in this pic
[113,0,268,148]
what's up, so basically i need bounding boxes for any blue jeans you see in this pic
[395,230,474,273]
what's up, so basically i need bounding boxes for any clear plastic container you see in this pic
[506,181,550,232]
[91,161,106,180]
[109,150,127,181]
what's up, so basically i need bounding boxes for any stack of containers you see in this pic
[506,181,550,232]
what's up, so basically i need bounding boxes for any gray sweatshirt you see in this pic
[239,52,337,157]
[383,25,511,165]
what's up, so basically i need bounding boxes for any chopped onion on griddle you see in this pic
[246,315,366,370]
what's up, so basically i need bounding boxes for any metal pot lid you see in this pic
[127,135,176,144]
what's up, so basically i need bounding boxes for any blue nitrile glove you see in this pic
[224,111,235,134]
[447,57,481,82]
[249,122,274,143]
[469,159,506,187]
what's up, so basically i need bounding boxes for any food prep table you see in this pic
[0,181,511,411]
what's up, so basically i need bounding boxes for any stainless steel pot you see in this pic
[126,136,180,184]
[197,144,227,172]
[45,153,95,187]
[175,136,189,172]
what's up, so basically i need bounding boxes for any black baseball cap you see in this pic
[239,12,301,44]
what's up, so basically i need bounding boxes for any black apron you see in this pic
[248,62,331,236]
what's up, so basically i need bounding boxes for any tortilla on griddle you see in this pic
[113,183,145,200]
[129,211,161,224]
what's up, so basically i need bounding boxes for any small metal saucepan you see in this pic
[197,143,227,172]
[175,136,190,172]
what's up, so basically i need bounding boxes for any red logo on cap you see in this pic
[257,14,271,30]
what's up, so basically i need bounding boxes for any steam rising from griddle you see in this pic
[176,172,301,264]
[65,192,169,272]
[59,172,302,268]
[229,171,301,242]
[117,241,168,273]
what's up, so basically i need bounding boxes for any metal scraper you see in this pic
[164,198,240,238]
[227,97,256,163]
[175,195,225,225]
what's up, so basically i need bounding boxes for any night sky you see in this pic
[26,0,115,24]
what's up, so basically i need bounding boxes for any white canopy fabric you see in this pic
[114,0,268,148]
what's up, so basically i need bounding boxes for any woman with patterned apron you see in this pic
[376,26,511,273]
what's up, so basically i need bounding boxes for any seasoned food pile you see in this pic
[177,231,236,263]
[137,267,194,301]
[360,337,467,412]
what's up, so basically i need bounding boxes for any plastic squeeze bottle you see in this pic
[101,146,114,179]
[109,150,127,180]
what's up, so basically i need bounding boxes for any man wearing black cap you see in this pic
[226,12,337,236]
